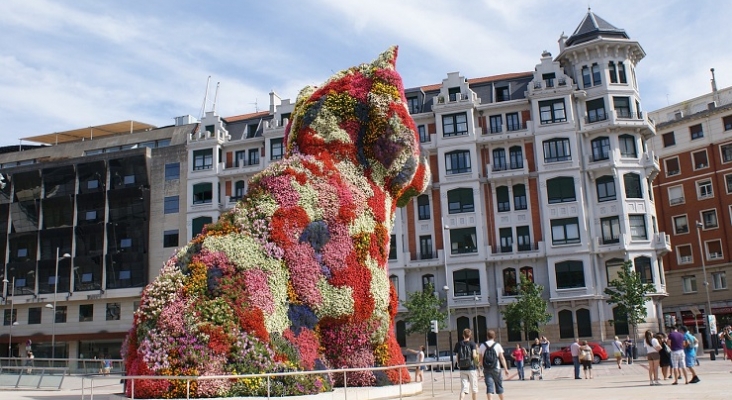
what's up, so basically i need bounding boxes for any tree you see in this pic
[502,275,552,340]
[403,284,446,336]
[604,261,655,351]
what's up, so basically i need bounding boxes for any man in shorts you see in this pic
[680,326,700,383]
[667,325,688,384]
[454,328,478,400]
[479,330,509,400]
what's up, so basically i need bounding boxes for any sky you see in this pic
[2,0,731,147]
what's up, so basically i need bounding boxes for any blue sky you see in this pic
[2,0,731,147]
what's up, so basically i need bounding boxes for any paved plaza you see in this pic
[0,354,730,399]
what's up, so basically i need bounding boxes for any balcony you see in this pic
[653,233,672,256]
[580,109,655,139]
[642,151,661,180]
[188,128,227,143]
[406,250,444,269]
[486,241,546,262]
[477,120,533,144]
[678,255,693,264]
[218,161,262,177]
[485,159,529,181]
[708,252,724,260]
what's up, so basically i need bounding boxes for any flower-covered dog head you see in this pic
[285,46,430,207]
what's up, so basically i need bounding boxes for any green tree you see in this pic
[502,275,552,340]
[403,284,446,336]
[604,261,655,347]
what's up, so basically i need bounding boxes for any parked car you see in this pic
[424,351,455,371]
[549,343,608,365]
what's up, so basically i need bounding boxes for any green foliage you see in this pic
[502,275,551,338]
[403,284,446,336]
[604,261,655,331]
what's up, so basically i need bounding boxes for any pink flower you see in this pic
[244,270,275,314]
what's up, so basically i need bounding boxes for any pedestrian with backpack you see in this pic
[453,328,479,400]
[478,330,509,400]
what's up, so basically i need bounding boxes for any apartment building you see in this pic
[650,82,732,347]
[0,10,669,359]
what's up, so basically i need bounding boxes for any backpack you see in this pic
[457,342,475,369]
[482,342,498,370]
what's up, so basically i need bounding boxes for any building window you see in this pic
[618,62,627,83]
[605,258,624,283]
[407,96,420,114]
[676,244,693,264]
[270,138,284,161]
[164,163,180,180]
[419,236,433,259]
[613,307,630,335]
[665,157,680,176]
[499,228,513,253]
[248,148,260,165]
[634,256,653,283]
[702,209,718,229]
[418,125,429,143]
[503,268,518,295]
[591,63,601,85]
[619,134,637,157]
[445,150,471,174]
[582,66,591,88]
[28,307,41,325]
[682,276,697,293]
[586,98,607,123]
[673,215,689,234]
[601,216,621,244]
[690,124,704,140]
[164,196,179,214]
[54,306,67,323]
[542,72,556,87]
[543,138,571,162]
[723,115,732,131]
[453,269,480,296]
[442,113,468,137]
[629,214,647,240]
[506,112,520,131]
[233,180,246,200]
[614,97,631,118]
[591,137,610,161]
[577,308,592,337]
[448,188,475,214]
[192,183,213,204]
[608,61,618,83]
[558,310,574,339]
[492,148,507,171]
[191,216,212,237]
[712,272,727,290]
[389,274,398,293]
[509,146,523,169]
[721,144,732,163]
[547,177,576,203]
[692,151,709,169]
[706,240,723,260]
[422,274,435,291]
[662,132,675,147]
[517,226,531,251]
[163,230,179,248]
[496,86,509,102]
[449,228,478,254]
[555,260,585,289]
[726,174,732,194]
[539,99,567,124]
[389,235,397,260]
[513,184,527,210]
[417,195,430,220]
[697,179,713,199]
[551,218,580,245]
[192,149,213,170]
[668,185,684,205]
[106,303,121,321]
[496,186,510,212]
[596,175,616,202]
[79,304,94,322]
[489,115,502,133]
[624,173,642,198]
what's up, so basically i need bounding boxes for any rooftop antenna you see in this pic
[250,99,259,113]
[199,76,211,121]
[711,68,720,105]
[212,82,220,113]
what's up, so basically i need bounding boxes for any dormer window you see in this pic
[496,86,509,102]
[448,87,461,102]
[542,73,556,88]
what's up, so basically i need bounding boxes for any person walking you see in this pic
[667,325,688,385]
[540,336,551,369]
[406,346,426,382]
[511,343,526,380]
[612,336,624,369]
[478,330,509,400]
[570,338,581,379]
[454,328,479,400]
[680,326,700,383]
[623,336,633,364]
[656,332,671,380]
[644,330,662,385]
[25,351,34,374]
[721,326,732,370]
[579,340,594,379]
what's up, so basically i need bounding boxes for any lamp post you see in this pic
[49,248,71,360]
[4,277,15,356]
[695,222,715,352]
[474,296,480,343]
[443,285,453,367]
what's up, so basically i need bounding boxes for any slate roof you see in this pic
[565,9,629,47]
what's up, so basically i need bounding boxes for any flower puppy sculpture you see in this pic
[123,46,430,398]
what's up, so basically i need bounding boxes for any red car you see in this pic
[549,342,608,365]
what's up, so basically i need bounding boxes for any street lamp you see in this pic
[3,277,16,356]
[443,285,453,367]
[49,248,71,360]
[695,221,715,353]
[474,296,480,343]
